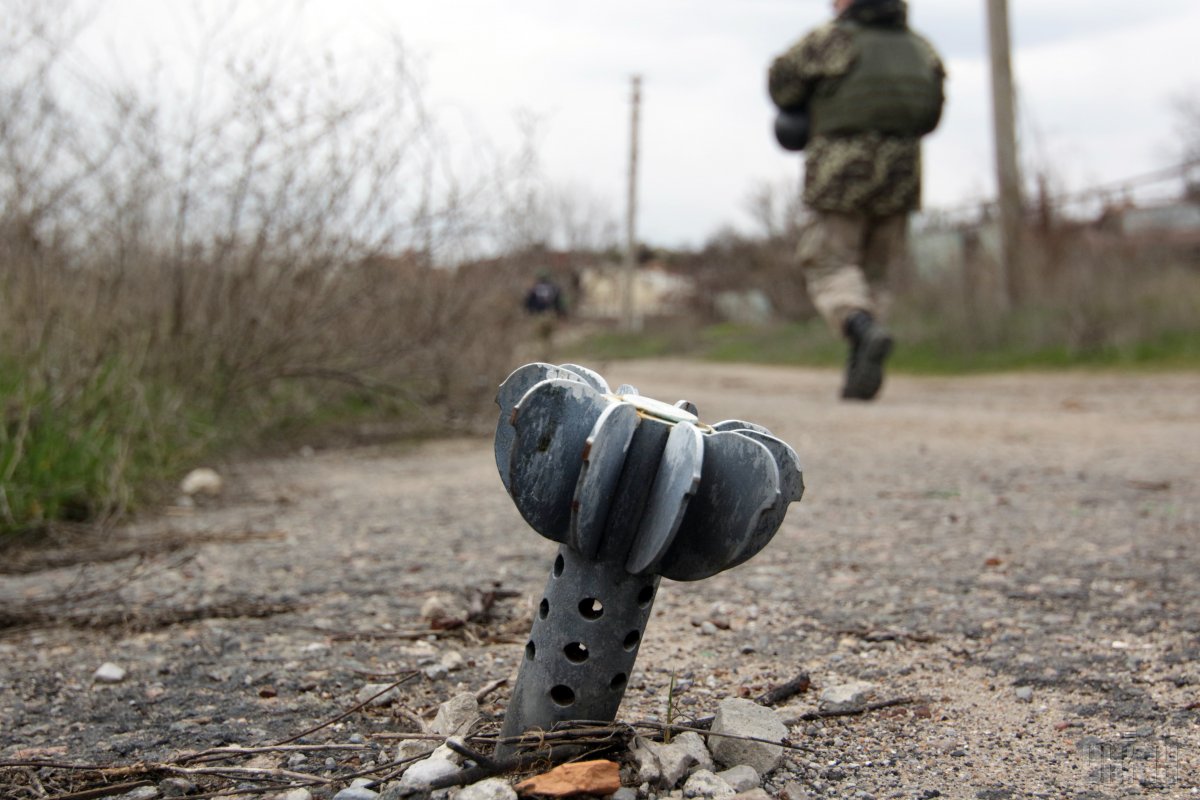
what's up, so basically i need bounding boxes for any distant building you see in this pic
[576,262,695,319]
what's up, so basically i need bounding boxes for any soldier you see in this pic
[769,0,945,400]
[524,272,567,318]
[524,272,568,360]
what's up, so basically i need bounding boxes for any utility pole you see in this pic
[622,75,642,332]
[986,0,1023,305]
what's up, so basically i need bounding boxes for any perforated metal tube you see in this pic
[498,545,659,756]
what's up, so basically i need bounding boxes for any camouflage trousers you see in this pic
[796,210,910,332]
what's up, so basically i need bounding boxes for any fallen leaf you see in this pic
[515,759,622,797]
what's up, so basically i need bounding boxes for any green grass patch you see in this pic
[0,356,211,535]
[566,317,1200,373]
[0,356,436,538]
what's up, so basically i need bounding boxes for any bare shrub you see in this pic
[0,2,528,531]
[896,224,1200,360]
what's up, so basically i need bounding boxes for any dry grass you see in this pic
[0,2,529,534]
[895,227,1200,367]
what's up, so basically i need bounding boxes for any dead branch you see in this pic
[324,628,442,642]
[44,780,154,800]
[159,764,327,784]
[755,672,811,706]
[786,696,920,722]
[272,672,419,746]
[180,743,372,765]
[474,677,508,702]
[367,733,447,742]
[633,721,811,753]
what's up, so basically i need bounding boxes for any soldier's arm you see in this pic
[768,39,814,110]
[767,24,853,110]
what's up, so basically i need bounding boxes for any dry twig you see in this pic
[271,672,419,746]
[755,672,812,706]
[787,696,920,722]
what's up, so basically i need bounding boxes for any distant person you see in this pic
[524,272,567,360]
[769,0,945,400]
[524,272,567,318]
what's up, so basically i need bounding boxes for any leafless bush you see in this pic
[897,223,1200,358]
[2,0,528,405]
[0,2,533,527]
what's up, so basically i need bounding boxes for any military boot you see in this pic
[841,310,893,401]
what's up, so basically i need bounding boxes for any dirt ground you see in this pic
[2,360,1198,800]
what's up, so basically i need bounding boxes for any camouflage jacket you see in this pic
[768,0,945,217]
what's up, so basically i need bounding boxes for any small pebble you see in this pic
[94,663,127,683]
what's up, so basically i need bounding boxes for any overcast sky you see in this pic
[80,0,1200,248]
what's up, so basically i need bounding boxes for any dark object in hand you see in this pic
[774,107,810,152]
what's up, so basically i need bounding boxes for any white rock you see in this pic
[397,739,437,763]
[357,683,401,707]
[117,787,158,800]
[683,769,735,798]
[431,692,480,736]
[431,737,468,765]
[279,789,313,800]
[180,467,222,497]
[423,664,450,681]
[708,698,788,777]
[818,681,875,713]
[332,787,378,800]
[158,777,197,798]
[729,790,772,800]
[402,640,439,659]
[634,732,712,788]
[441,651,465,671]
[672,732,715,773]
[630,737,663,785]
[400,757,460,789]
[421,593,468,625]
[94,662,127,683]
[454,778,517,800]
[716,765,760,793]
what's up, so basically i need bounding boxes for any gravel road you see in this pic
[2,360,1198,799]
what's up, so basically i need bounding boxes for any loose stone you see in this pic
[708,699,788,777]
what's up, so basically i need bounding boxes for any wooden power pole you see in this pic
[986,0,1023,304]
[622,75,642,332]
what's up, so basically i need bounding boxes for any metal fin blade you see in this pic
[570,402,641,560]
[724,429,804,569]
[625,421,704,576]
[507,379,610,542]
[658,431,780,582]
[495,363,589,491]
